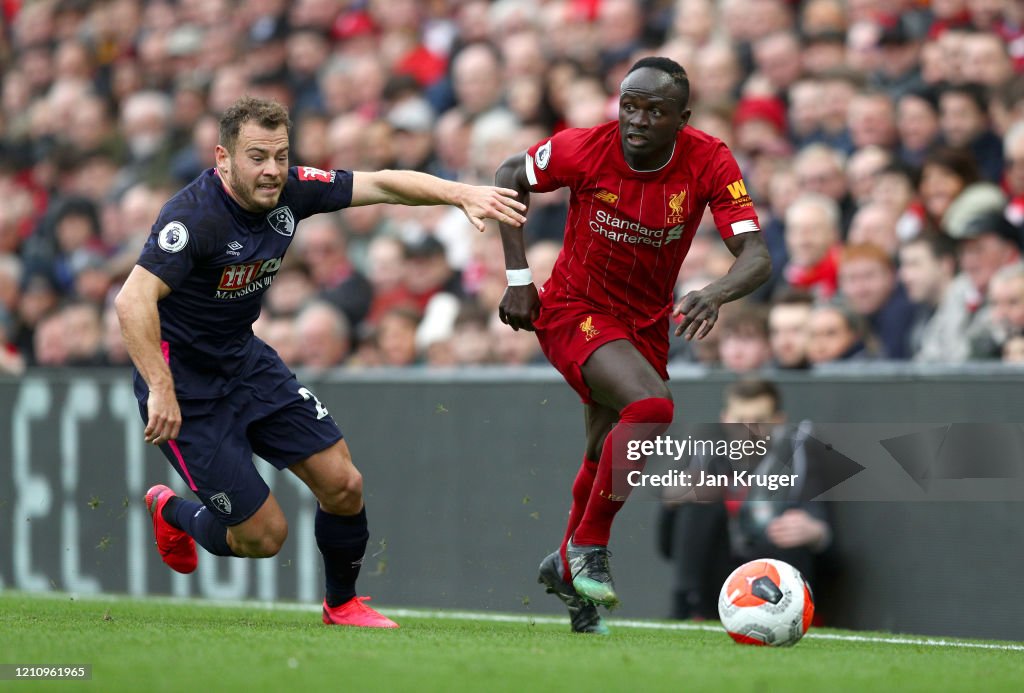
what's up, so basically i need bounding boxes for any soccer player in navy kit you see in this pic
[115,97,526,627]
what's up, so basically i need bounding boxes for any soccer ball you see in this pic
[717,558,814,647]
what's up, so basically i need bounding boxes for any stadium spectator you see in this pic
[294,301,352,373]
[793,144,855,229]
[752,31,804,98]
[931,204,1022,362]
[787,77,826,148]
[768,289,815,370]
[62,300,105,366]
[871,15,926,100]
[692,40,743,107]
[918,147,982,235]
[837,243,914,358]
[972,263,1024,359]
[33,309,70,367]
[938,82,1005,182]
[961,29,1015,89]
[448,301,493,366]
[897,233,959,361]
[895,88,942,167]
[376,306,421,366]
[802,31,847,78]
[659,377,835,620]
[1004,121,1024,226]
[1002,332,1024,363]
[806,301,878,364]
[717,303,772,373]
[847,202,900,258]
[452,42,507,120]
[845,146,892,208]
[15,273,60,359]
[262,262,316,319]
[781,193,842,299]
[294,214,372,328]
[490,312,544,366]
[846,90,899,151]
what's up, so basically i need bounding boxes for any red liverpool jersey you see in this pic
[525,121,761,329]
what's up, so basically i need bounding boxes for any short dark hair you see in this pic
[771,286,815,308]
[725,377,782,412]
[718,303,769,340]
[939,81,990,116]
[625,56,690,108]
[902,231,957,261]
[921,146,981,187]
[219,96,292,153]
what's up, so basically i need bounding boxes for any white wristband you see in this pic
[506,268,533,286]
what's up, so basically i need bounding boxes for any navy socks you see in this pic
[316,506,369,607]
[164,497,236,557]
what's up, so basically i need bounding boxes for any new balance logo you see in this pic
[664,224,684,244]
[595,189,618,204]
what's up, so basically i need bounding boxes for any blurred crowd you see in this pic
[2,0,1024,375]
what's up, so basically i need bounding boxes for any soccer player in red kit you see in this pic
[495,57,771,634]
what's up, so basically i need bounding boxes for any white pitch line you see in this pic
[12,591,1024,652]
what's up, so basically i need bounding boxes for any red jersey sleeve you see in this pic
[706,143,761,240]
[523,128,588,193]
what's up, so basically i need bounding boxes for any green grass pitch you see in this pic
[1,593,1023,692]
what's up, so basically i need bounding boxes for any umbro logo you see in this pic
[226,241,243,256]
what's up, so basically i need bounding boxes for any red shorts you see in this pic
[535,302,670,404]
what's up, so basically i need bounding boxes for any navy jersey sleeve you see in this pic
[136,208,213,291]
[285,166,354,219]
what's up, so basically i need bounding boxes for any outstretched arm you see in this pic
[494,152,541,331]
[350,169,527,232]
[673,232,772,340]
[115,265,181,445]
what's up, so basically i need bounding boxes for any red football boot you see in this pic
[322,597,399,628]
[145,484,198,574]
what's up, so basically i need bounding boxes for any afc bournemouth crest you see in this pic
[267,206,295,237]
[210,492,232,515]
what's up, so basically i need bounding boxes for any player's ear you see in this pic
[678,109,692,131]
[214,144,230,173]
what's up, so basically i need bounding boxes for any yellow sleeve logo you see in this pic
[726,179,753,207]
[726,179,748,199]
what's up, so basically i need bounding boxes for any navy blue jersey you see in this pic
[134,166,353,400]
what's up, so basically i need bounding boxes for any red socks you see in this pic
[559,456,599,578]
[570,397,674,548]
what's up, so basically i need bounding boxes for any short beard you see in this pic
[230,169,277,212]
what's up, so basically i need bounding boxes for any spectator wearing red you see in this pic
[782,193,843,300]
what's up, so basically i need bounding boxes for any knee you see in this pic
[318,468,364,515]
[231,519,288,558]
[621,396,675,425]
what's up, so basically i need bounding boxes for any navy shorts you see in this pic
[139,349,343,526]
